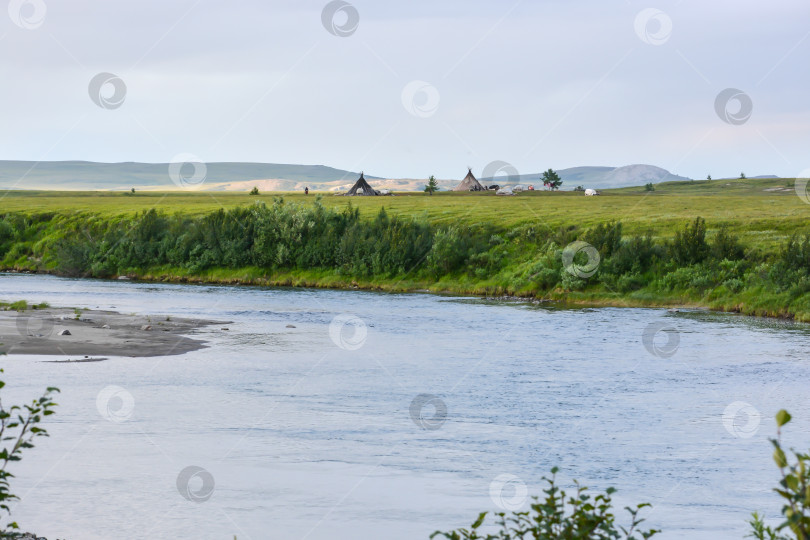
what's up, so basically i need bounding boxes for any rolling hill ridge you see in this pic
[0,160,708,191]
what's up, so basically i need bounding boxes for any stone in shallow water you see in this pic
[140,324,152,331]
[57,329,71,336]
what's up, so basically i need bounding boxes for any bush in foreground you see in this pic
[434,410,810,540]
[431,467,658,540]
[748,410,810,540]
[0,368,59,535]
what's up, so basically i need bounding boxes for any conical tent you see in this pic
[453,168,487,192]
[346,172,379,196]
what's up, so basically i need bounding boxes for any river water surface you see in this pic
[1,273,809,539]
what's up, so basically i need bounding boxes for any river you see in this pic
[1,273,809,539]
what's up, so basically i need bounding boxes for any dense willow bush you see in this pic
[23,199,439,278]
[4,201,810,316]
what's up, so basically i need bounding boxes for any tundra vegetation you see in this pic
[3,185,810,318]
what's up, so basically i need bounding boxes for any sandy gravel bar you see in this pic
[0,307,227,357]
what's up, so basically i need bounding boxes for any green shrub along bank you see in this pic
[2,197,810,320]
[432,467,660,539]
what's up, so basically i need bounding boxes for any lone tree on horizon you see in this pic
[424,175,439,195]
[542,169,563,191]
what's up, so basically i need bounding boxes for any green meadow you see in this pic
[1,176,807,250]
[2,177,810,320]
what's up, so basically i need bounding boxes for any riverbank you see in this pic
[0,303,225,357]
[6,265,801,323]
[124,264,806,321]
[3,196,810,323]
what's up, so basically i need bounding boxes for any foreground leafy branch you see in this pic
[748,410,810,540]
[431,467,659,540]
[0,368,59,535]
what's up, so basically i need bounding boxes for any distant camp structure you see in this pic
[346,172,379,196]
[453,168,487,192]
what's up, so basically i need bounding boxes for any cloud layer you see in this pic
[1,0,808,180]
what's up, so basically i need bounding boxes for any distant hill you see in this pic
[0,161,379,191]
[0,160,689,192]
[480,164,690,190]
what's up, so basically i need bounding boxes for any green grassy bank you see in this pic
[1,176,808,249]
[94,264,810,320]
[2,181,810,320]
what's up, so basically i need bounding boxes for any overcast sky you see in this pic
[1,0,808,179]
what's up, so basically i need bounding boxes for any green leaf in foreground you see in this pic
[776,410,792,428]
[0,368,59,534]
[749,410,810,540]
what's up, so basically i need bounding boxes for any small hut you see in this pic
[346,172,379,196]
[453,168,487,192]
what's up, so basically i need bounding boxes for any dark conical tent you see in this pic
[453,168,487,192]
[346,172,379,196]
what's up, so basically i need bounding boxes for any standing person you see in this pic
[305,187,309,195]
